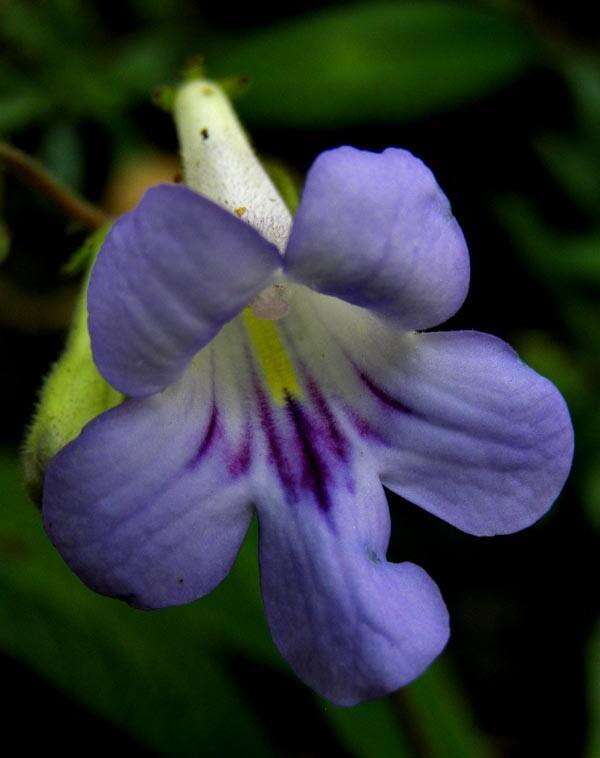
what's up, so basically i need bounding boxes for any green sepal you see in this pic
[215,74,251,101]
[151,84,176,113]
[61,221,111,277]
[262,157,301,213]
[23,256,122,505]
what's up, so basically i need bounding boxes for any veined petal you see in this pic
[372,331,574,535]
[43,342,254,609]
[284,147,469,330]
[88,184,282,397]
[220,316,448,704]
[288,291,573,537]
[256,463,449,706]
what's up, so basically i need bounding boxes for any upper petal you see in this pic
[284,147,469,330]
[42,342,254,609]
[88,183,282,397]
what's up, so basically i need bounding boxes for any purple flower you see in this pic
[42,83,573,706]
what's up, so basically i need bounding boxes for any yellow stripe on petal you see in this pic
[242,308,302,404]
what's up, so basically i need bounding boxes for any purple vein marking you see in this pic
[188,404,219,467]
[228,429,252,477]
[306,377,350,463]
[347,408,385,441]
[254,380,296,499]
[358,370,415,415]
[285,392,331,511]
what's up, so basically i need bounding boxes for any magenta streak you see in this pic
[347,408,385,441]
[358,370,415,416]
[254,380,297,499]
[306,377,350,463]
[228,430,252,477]
[285,391,331,511]
[188,404,219,468]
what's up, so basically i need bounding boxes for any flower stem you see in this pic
[0,141,109,230]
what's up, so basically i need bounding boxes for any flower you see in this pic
[42,80,573,706]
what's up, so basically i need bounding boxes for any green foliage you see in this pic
[403,660,494,758]
[41,122,85,191]
[210,2,539,127]
[0,1,186,140]
[535,56,600,218]
[0,0,539,144]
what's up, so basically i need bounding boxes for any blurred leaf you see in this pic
[563,57,600,138]
[536,133,600,216]
[210,1,539,127]
[0,2,57,59]
[0,1,188,148]
[586,623,600,758]
[560,299,600,356]
[583,466,600,532]
[0,219,10,263]
[402,659,495,758]
[514,331,588,408]
[495,196,600,286]
[0,451,276,754]
[536,56,600,216]
[324,699,413,756]
[109,31,184,100]
[40,122,85,191]
[0,91,52,135]
[0,61,53,134]
[126,0,184,23]
[44,0,102,42]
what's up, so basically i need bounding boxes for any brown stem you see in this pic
[0,141,109,230]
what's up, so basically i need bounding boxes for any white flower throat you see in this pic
[174,79,292,320]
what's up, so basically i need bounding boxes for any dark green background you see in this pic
[1,1,597,755]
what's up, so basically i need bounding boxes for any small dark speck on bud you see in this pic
[201,128,209,140]
[177,577,184,584]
